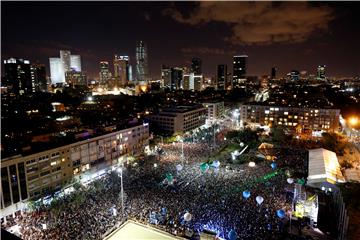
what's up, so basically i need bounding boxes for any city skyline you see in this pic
[2,1,360,79]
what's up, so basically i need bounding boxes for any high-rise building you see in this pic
[171,67,183,90]
[30,64,47,92]
[60,50,71,73]
[65,70,87,86]
[161,66,184,90]
[99,61,112,85]
[136,41,149,83]
[216,64,227,90]
[49,58,64,84]
[3,58,32,95]
[191,58,202,75]
[271,67,277,80]
[70,55,82,72]
[114,55,129,86]
[50,51,82,85]
[317,65,326,80]
[186,73,203,91]
[290,70,300,81]
[233,55,248,88]
[161,65,172,88]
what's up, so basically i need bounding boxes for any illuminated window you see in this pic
[284,112,288,115]
[265,110,270,114]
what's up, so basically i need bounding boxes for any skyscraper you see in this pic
[60,50,71,73]
[217,64,227,90]
[317,65,326,80]
[99,61,112,85]
[49,58,64,84]
[191,58,202,75]
[136,41,149,83]
[114,55,129,86]
[233,55,248,87]
[70,55,82,72]
[161,65,172,88]
[171,67,183,90]
[290,70,300,81]
[30,64,47,92]
[3,58,32,95]
[271,67,277,80]
[50,50,82,85]
[65,70,87,86]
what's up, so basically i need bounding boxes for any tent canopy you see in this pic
[307,148,345,186]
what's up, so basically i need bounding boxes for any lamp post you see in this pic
[117,168,124,215]
[177,136,184,166]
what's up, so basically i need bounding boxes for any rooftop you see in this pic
[104,221,183,240]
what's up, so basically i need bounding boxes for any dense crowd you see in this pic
[2,141,308,240]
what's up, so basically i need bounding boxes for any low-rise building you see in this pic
[1,123,149,218]
[240,104,340,133]
[147,105,207,134]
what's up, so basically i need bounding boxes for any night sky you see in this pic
[2,1,360,79]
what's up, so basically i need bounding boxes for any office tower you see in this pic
[50,50,82,85]
[30,64,47,92]
[290,70,300,81]
[182,74,190,90]
[136,41,149,83]
[161,65,172,88]
[128,65,133,81]
[60,50,71,73]
[114,55,129,86]
[191,57,202,75]
[49,58,64,84]
[186,73,203,91]
[217,64,227,90]
[65,70,87,86]
[233,55,248,87]
[171,67,183,90]
[99,61,112,85]
[3,58,32,95]
[70,55,82,72]
[317,65,326,80]
[271,67,277,80]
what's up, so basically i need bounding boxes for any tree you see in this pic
[271,126,287,143]
[322,132,347,154]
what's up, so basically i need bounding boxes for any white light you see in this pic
[249,162,256,167]
[154,163,158,168]
[87,96,93,101]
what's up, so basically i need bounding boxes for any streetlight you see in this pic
[349,117,358,127]
[117,168,124,215]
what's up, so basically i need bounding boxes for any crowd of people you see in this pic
[2,140,309,240]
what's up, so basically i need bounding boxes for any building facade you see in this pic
[70,55,82,72]
[233,55,247,88]
[3,58,32,95]
[202,101,225,123]
[99,61,112,85]
[147,106,207,133]
[65,70,87,86]
[1,124,149,218]
[216,64,227,90]
[30,64,47,92]
[317,65,326,81]
[114,55,129,86]
[240,104,340,133]
[49,51,82,85]
[136,41,149,83]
